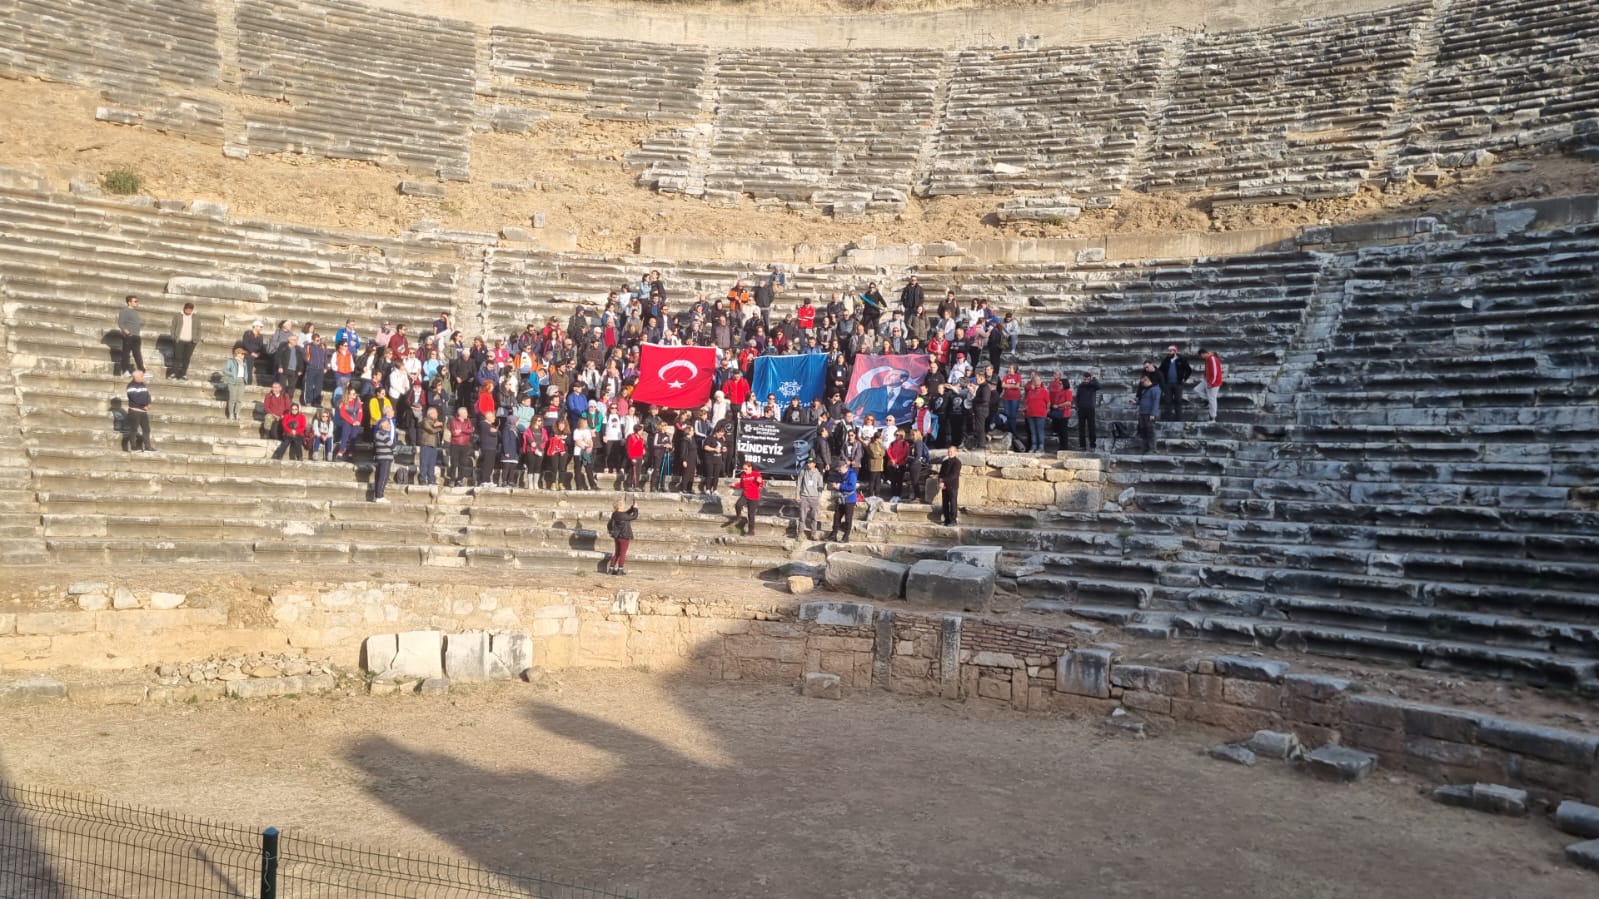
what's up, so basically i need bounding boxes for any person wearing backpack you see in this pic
[607,498,638,576]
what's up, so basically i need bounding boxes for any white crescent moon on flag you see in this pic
[658,358,699,388]
[853,365,895,394]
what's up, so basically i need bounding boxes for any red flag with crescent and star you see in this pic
[633,343,717,408]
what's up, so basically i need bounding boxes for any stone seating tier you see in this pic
[5,0,1599,208]
[1407,0,1599,156]
[0,0,221,140]
[237,0,476,175]
[923,37,1168,199]
[487,26,709,123]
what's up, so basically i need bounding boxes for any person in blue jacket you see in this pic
[828,460,860,543]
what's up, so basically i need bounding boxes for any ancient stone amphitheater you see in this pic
[1,0,1598,893]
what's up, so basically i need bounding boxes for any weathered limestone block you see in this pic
[363,634,399,673]
[798,601,874,628]
[1247,730,1303,760]
[803,672,842,699]
[904,560,994,612]
[398,180,446,199]
[1432,783,1529,817]
[0,678,67,703]
[490,633,533,680]
[787,576,816,595]
[1557,801,1599,839]
[445,632,492,683]
[826,552,909,599]
[166,277,268,303]
[1564,839,1599,873]
[393,630,444,679]
[946,545,1002,570]
[1057,649,1113,698]
[1209,744,1257,766]
[1303,745,1377,782]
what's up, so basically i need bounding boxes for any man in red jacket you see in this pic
[731,460,765,536]
[261,382,292,439]
[1195,348,1224,422]
[275,403,307,461]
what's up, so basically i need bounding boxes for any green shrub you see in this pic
[100,168,144,195]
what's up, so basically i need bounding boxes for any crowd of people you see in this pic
[117,268,1223,511]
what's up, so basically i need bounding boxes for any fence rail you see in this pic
[0,785,638,898]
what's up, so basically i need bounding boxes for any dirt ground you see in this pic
[0,670,1589,898]
[3,77,1597,255]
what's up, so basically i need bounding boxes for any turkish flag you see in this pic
[633,343,716,409]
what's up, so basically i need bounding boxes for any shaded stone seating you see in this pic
[486,27,708,124]
[1014,252,1323,422]
[1404,0,1599,161]
[923,36,1168,200]
[237,0,476,178]
[0,0,223,139]
[1142,2,1430,204]
[0,185,461,378]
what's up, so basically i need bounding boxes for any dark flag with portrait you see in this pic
[844,354,929,422]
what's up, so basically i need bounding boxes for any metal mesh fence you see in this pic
[0,785,638,898]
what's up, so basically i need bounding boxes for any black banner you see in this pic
[735,419,815,477]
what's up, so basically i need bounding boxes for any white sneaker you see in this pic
[372,497,390,504]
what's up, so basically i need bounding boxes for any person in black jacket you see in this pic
[1158,345,1193,422]
[938,445,962,526]
[1076,372,1101,451]
[898,275,925,318]
[607,497,638,576]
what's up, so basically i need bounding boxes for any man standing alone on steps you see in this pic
[124,369,153,452]
[796,456,823,540]
[169,302,201,380]
[117,295,143,376]
[938,445,961,527]
[1137,374,1162,453]
[1194,348,1224,422]
[1158,344,1191,422]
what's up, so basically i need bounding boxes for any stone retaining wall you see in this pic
[3,581,1593,802]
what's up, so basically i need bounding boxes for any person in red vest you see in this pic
[1195,348,1225,422]
[796,298,816,336]
[731,460,765,536]
[625,424,648,491]
[1047,374,1074,451]
[275,402,308,461]
[1023,374,1050,452]
[724,368,751,407]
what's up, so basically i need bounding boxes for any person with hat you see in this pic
[796,456,824,540]
[1159,344,1192,422]
[240,320,267,384]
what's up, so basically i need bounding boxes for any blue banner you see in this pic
[752,353,828,407]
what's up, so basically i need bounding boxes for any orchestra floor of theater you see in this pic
[1,669,1588,898]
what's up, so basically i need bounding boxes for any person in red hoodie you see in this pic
[1047,374,1074,451]
[723,368,751,408]
[275,402,307,461]
[796,299,816,335]
[625,424,648,491]
[731,460,765,536]
[1194,348,1224,422]
[1023,373,1050,453]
